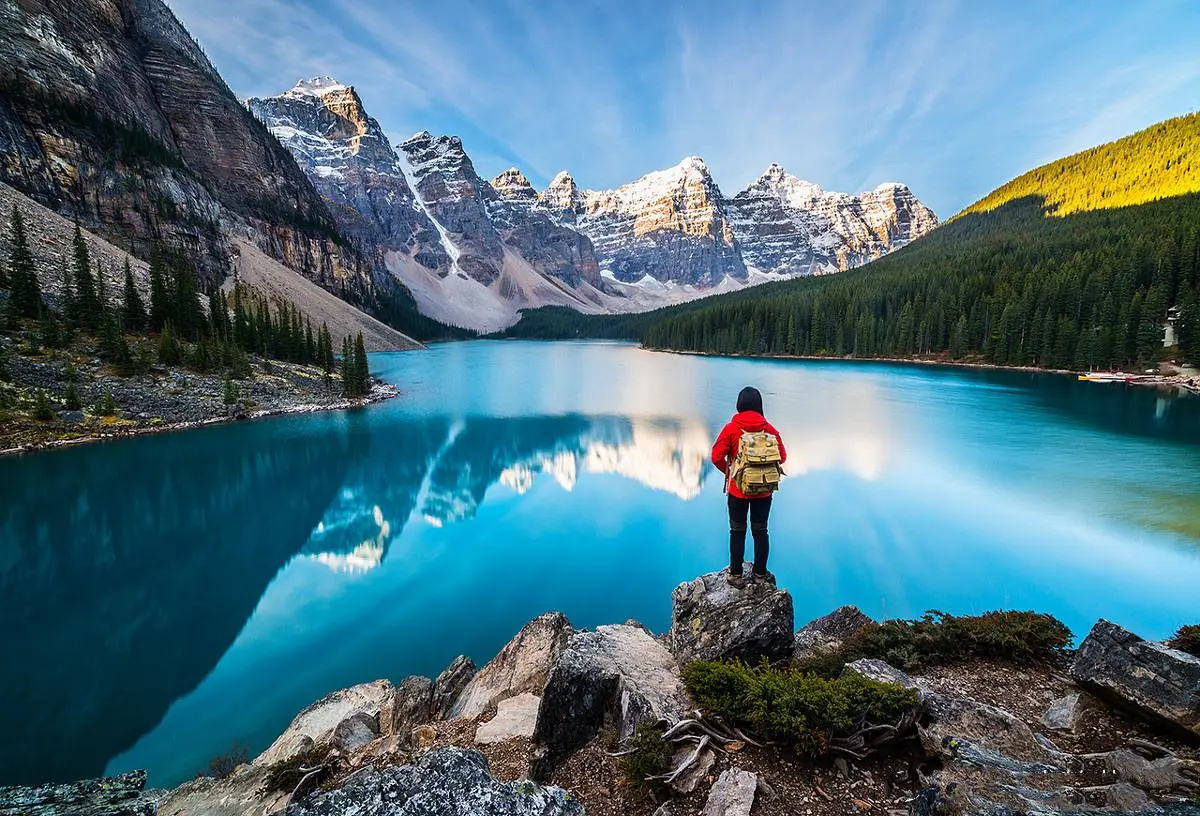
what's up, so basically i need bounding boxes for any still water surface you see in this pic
[2,340,1199,787]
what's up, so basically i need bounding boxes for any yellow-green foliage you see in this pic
[682,661,919,757]
[961,113,1200,217]
[795,610,1074,677]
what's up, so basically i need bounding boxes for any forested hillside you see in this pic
[962,114,1200,216]
[510,113,1200,371]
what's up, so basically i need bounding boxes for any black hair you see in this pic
[736,386,763,415]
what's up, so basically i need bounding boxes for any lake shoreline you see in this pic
[0,382,397,459]
[643,346,1200,393]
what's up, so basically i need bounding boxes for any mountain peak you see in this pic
[491,168,536,202]
[677,156,711,176]
[285,76,349,98]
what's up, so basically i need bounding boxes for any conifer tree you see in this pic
[354,332,369,395]
[5,206,42,322]
[71,223,101,331]
[121,258,147,331]
[64,379,81,411]
[148,246,169,332]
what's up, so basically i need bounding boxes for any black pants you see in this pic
[728,495,771,576]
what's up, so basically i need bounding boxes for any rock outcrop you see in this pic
[283,747,584,816]
[668,565,794,664]
[451,612,573,720]
[0,0,360,296]
[255,679,394,766]
[0,770,157,816]
[701,767,758,816]
[474,692,541,745]
[726,164,938,274]
[559,157,747,286]
[794,604,875,659]
[432,655,477,719]
[1070,619,1200,736]
[530,624,692,782]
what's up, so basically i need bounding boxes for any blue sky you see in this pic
[167,0,1200,217]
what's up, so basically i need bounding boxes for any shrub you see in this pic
[263,744,334,797]
[683,660,919,758]
[1167,625,1200,657]
[201,743,249,779]
[64,380,81,411]
[795,610,1073,676]
[95,390,116,417]
[32,389,54,420]
[616,724,670,802]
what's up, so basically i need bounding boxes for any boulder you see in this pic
[331,711,379,753]
[1070,619,1200,737]
[668,565,794,665]
[0,770,157,816]
[701,767,758,816]
[795,605,874,658]
[255,679,393,766]
[283,747,584,816]
[475,692,541,745]
[1106,749,1196,791]
[391,676,435,737]
[1041,692,1090,732]
[432,655,477,719]
[451,612,573,720]
[530,624,691,782]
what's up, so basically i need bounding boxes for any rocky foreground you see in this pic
[2,567,1197,816]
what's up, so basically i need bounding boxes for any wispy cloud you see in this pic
[165,0,1200,217]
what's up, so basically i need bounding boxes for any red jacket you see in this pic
[711,411,787,499]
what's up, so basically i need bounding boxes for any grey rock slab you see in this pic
[1106,748,1195,791]
[1070,619,1200,736]
[391,675,435,738]
[669,565,794,665]
[331,711,380,753]
[530,623,691,782]
[432,655,477,719]
[800,605,875,641]
[451,612,572,720]
[1041,692,1090,732]
[0,770,157,816]
[283,746,584,816]
[157,763,285,816]
[256,679,393,766]
[1107,781,1153,811]
[474,692,541,745]
[701,767,758,816]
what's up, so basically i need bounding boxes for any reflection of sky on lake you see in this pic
[2,341,1197,788]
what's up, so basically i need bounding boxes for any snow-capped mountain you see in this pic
[726,163,938,274]
[251,77,937,331]
[251,80,608,331]
[518,157,747,286]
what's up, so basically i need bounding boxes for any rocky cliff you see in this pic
[726,163,939,274]
[0,0,375,302]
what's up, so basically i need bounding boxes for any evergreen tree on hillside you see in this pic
[121,258,147,331]
[354,332,369,396]
[5,206,42,322]
[70,224,101,331]
[148,246,169,332]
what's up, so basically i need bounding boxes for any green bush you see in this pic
[683,660,919,758]
[617,724,670,802]
[95,390,116,417]
[795,610,1073,676]
[1167,625,1200,657]
[32,389,54,420]
[263,744,333,797]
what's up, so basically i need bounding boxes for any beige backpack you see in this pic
[730,431,783,495]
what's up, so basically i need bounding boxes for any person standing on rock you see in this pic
[711,386,787,588]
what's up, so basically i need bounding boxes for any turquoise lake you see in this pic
[2,340,1199,787]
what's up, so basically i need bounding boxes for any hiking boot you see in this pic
[749,570,775,585]
[725,572,746,589]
